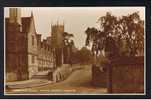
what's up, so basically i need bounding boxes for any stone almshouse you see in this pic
[6,8,54,81]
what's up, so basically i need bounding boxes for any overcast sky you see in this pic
[4,7,145,49]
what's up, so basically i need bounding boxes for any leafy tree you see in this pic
[63,32,74,46]
[71,47,93,64]
[85,12,144,62]
[62,32,74,64]
[78,47,93,64]
[117,12,144,56]
[85,27,106,57]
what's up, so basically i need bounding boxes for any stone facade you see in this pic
[5,8,54,81]
[6,8,29,81]
[37,35,54,72]
[27,13,39,78]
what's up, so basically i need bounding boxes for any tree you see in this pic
[71,47,93,64]
[85,12,144,60]
[62,32,74,64]
[78,47,93,64]
[85,27,106,59]
[63,32,74,46]
[86,12,144,92]
[117,12,144,56]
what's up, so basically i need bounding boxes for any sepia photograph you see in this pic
[4,7,145,95]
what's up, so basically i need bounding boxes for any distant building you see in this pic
[37,36,54,72]
[50,23,76,66]
[51,23,64,67]
[5,8,53,81]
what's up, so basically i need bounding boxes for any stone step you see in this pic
[31,75,48,79]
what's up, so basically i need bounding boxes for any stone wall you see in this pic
[92,56,144,93]
[108,56,144,93]
[111,61,144,93]
[92,65,107,87]
[27,15,38,78]
[53,64,72,82]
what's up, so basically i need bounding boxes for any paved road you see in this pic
[6,65,107,94]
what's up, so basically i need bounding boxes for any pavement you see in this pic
[6,79,52,89]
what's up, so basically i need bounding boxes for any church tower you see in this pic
[51,22,65,67]
[51,22,64,47]
[9,8,21,25]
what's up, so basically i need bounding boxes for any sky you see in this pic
[4,7,145,49]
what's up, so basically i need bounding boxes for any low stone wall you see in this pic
[53,64,72,82]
